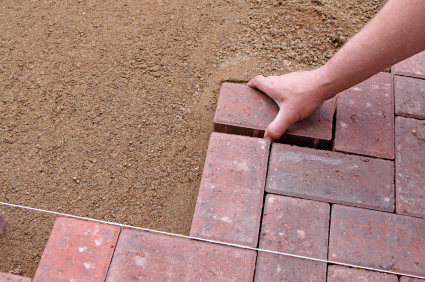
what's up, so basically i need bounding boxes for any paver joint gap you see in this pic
[105,226,123,280]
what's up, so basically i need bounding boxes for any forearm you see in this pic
[317,0,425,100]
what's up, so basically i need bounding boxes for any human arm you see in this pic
[248,0,425,142]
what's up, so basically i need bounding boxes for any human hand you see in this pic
[248,69,329,143]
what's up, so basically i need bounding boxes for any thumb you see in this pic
[248,75,274,97]
[264,109,294,143]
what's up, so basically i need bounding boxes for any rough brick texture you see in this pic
[0,213,5,236]
[259,194,330,260]
[266,143,395,212]
[190,133,269,247]
[400,277,425,282]
[395,75,425,120]
[334,72,394,159]
[254,252,327,282]
[33,217,120,282]
[395,51,425,79]
[0,273,32,282]
[106,229,257,282]
[329,205,425,277]
[214,82,335,149]
[327,265,398,282]
[395,117,425,218]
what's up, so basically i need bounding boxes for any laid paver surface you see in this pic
[334,72,394,159]
[190,132,269,247]
[33,217,120,282]
[395,75,425,120]
[0,273,32,282]
[266,143,395,212]
[259,194,329,260]
[106,229,257,282]
[400,277,425,282]
[394,51,425,79]
[254,252,327,282]
[395,116,425,218]
[213,82,335,149]
[327,265,398,282]
[329,205,425,277]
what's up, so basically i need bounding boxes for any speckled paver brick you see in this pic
[254,252,327,282]
[254,194,329,281]
[395,51,425,79]
[190,133,269,247]
[258,194,330,260]
[106,229,257,282]
[33,217,120,282]
[214,82,335,149]
[329,205,425,277]
[395,117,425,218]
[0,273,32,282]
[0,213,6,236]
[327,265,398,282]
[334,72,394,159]
[266,143,395,212]
[400,277,425,282]
[395,75,425,120]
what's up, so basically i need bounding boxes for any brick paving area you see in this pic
[333,72,395,159]
[394,51,425,80]
[4,55,425,281]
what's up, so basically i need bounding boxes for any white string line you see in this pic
[1,201,425,280]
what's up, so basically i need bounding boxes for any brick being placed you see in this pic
[214,82,335,149]
[327,265,398,282]
[266,143,395,212]
[395,117,425,218]
[329,205,425,278]
[333,72,394,159]
[106,229,257,282]
[190,132,270,247]
[33,217,120,282]
[395,75,425,120]
[394,51,425,79]
[254,194,329,281]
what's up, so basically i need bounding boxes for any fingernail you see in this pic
[265,137,273,144]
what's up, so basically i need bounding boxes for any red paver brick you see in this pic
[329,205,425,277]
[214,82,335,149]
[400,277,425,282]
[395,76,425,120]
[33,217,120,282]
[259,194,330,259]
[327,265,398,282]
[395,117,425,218]
[106,229,257,282]
[395,51,425,79]
[190,132,269,247]
[333,72,394,159]
[254,252,327,282]
[266,143,395,212]
[0,213,6,236]
[0,273,32,282]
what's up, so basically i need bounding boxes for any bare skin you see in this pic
[248,0,425,142]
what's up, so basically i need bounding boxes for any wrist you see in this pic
[311,66,339,102]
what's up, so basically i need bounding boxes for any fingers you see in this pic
[248,75,270,94]
[264,109,294,143]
